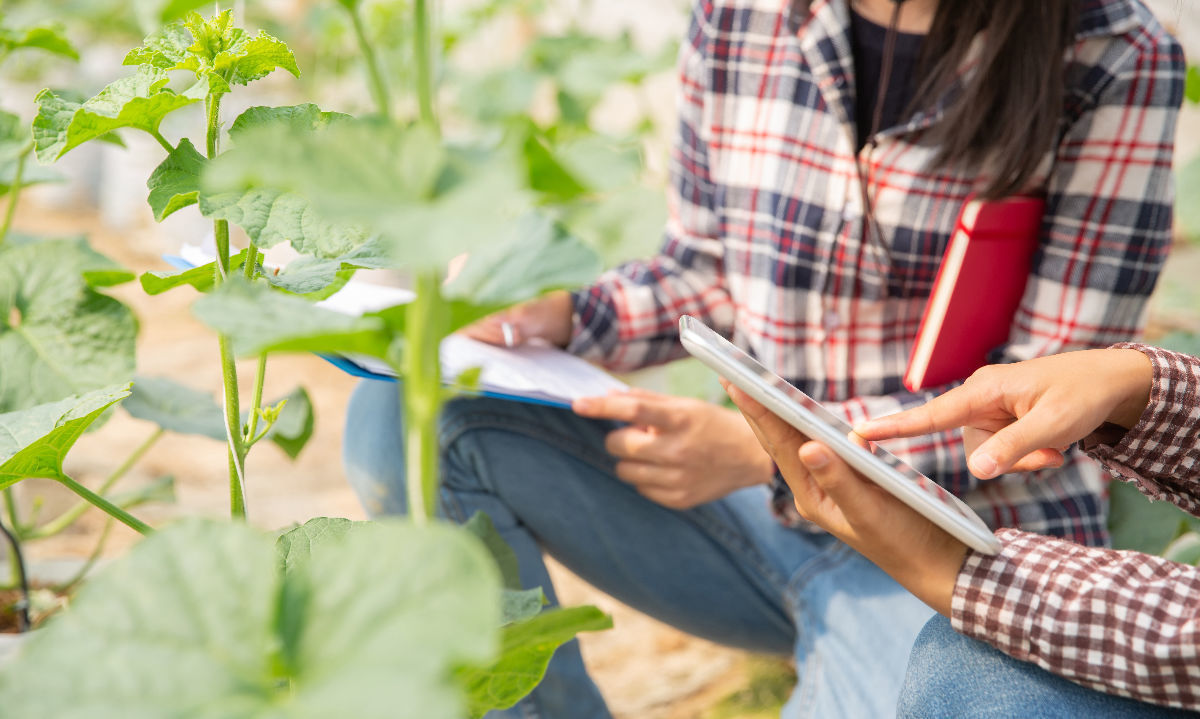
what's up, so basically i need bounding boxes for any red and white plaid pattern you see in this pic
[954,345,1200,711]
[567,0,1184,544]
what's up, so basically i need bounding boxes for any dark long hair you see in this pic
[798,0,1081,199]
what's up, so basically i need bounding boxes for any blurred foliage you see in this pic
[703,656,794,719]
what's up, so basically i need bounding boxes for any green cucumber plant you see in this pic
[1,6,612,715]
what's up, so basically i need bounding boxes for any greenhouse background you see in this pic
[0,0,1197,716]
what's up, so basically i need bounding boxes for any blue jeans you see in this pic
[898,615,1199,718]
[344,380,935,719]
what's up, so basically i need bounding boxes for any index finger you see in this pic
[854,383,986,440]
[572,392,677,428]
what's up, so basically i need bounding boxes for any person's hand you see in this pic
[572,388,776,509]
[722,380,966,616]
[460,291,574,348]
[856,349,1154,480]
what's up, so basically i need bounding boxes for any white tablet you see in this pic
[679,315,1001,555]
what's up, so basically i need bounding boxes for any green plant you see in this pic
[0,16,176,604]
[1,5,613,712]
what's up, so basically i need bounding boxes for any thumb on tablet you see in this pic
[798,439,875,519]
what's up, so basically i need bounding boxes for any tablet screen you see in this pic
[679,316,999,553]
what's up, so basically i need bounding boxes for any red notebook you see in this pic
[903,195,1046,392]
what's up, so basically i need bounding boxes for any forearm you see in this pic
[954,528,1200,710]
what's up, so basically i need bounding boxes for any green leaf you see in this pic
[463,512,522,589]
[563,186,667,266]
[192,278,393,358]
[123,375,225,440]
[0,23,79,60]
[125,11,298,94]
[0,386,131,490]
[201,120,541,269]
[229,103,353,138]
[146,137,204,221]
[265,387,314,459]
[276,516,364,574]
[1163,531,1200,566]
[1186,66,1200,105]
[556,135,642,193]
[523,129,588,202]
[459,606,612,719]
[501,588,547,625]
[138,249,256,295]
[0,236,137,413]
[1108,479,1190,555]
[444,213,601,307]
[32,66,203,163]
[0,519,502,718]
[200,187,378,256]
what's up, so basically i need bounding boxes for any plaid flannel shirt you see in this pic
[954,344,1200,711]
[567,0,1183,544]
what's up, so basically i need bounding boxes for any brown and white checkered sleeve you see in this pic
[953,528,1200,710]
[1084,343,1200,515]
[951,345,1200,710]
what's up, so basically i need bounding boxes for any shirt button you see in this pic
[824,310,841,329]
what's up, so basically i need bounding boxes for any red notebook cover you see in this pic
[904,195,1046,392]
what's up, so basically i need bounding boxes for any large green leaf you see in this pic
[459,606,613,719]
[201,120,546,269]
[32,66,204,163]
[146,137,204,221]
[0,22,78,60]
[0,519,502,718]
[0,236,137,412]
[199,187,377,257]
[0,386,130,490]
[444,213,601,306]
[192,278,393,359]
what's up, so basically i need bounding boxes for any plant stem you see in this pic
[149,129,175,154]
[0,143,31,246]
[413,0,437,128]
[2,491,21,588]
[0,519,29,631]
[27,428,163,540]
[402,270,447,524]
[54,476,151,535]
[219,335,247,519]
[348,7,392,120]
[243,354,267,445]
[204,89,249,518]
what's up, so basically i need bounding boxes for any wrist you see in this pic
[1107,348,1153,429]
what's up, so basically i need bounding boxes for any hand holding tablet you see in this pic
[679,315,1001,556]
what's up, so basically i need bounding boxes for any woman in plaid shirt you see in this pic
[727,343,1200,714]
[343,0,1183,715]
